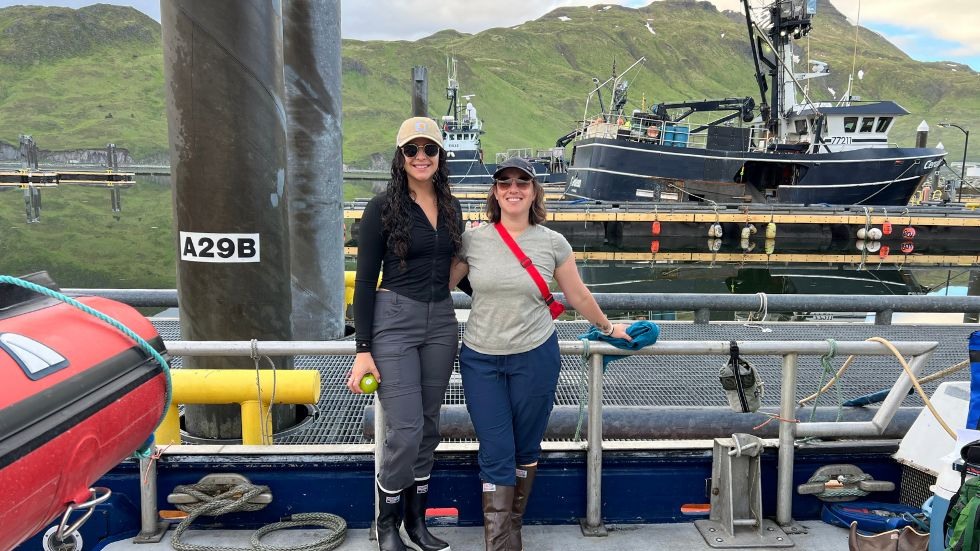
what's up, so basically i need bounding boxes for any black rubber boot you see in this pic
[510,465,537,551]
[377,484,407,551]
[482,483,515,551]
[401,479,451,551]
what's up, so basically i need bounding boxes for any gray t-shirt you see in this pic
[461,223,573,355]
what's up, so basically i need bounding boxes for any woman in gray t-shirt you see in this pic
[450,157,629,550]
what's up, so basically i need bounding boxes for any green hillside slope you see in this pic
[0,1,975,165]
[0,5,166,160]
[0,1,977,289]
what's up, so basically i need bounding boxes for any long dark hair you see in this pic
[381,147,462,269]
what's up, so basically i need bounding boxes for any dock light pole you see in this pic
[938,122,969,202]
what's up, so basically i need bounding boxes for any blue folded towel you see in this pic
[578,321,660,368]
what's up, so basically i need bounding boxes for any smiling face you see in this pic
[492,167,535,219]
[401,138,440,185]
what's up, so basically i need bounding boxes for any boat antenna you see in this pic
[583,57,645,124]
[841,0,862,105]
[742,0,770,125]
[591,77,607,119]
[445,56,457,118]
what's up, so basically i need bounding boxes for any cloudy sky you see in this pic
[4,1,978,70]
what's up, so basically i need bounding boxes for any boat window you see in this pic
[843,117,858,133]
[876,117,893,132]
[794,120,808,134]
[860,117,875,133]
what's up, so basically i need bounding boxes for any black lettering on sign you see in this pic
[179,232,261,263]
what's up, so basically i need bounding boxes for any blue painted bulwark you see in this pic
[19,447,901,548]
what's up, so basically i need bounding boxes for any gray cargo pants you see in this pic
[371,291,458,492]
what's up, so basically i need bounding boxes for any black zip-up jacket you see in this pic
[353,192,463,351]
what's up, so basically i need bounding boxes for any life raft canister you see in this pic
[0,274,167,550]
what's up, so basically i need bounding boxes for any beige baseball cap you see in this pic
[396,117,444,148]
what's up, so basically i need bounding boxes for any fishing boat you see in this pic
[560,0,946,206]
[440,58,567,187]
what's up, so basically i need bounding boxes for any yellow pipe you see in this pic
[155,369,320,445]
[156,403,182,446]
[345,270,356,312]
[344,271,381,312]
[241,400,273,445]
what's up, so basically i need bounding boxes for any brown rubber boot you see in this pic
[510,465,537,551]
[481,483,515,551]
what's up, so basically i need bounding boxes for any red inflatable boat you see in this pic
[0,274,167,550]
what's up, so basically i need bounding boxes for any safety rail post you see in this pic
[132,456,168,543]
[581,351,608,536]
[775,353,798,527]
[371,395,384,542]
[875,309,894,325]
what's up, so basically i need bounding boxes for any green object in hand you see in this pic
[359,374,378,394]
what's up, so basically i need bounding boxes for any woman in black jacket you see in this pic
[349,116,464,551]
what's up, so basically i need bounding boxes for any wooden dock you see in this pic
[343,200,980,267]
[0,169,135,187]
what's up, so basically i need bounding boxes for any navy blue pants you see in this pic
[460,331,561,486]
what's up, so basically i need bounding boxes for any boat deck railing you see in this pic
[578,114,709,149]
[79,289,980,325]
[146,337,940,535]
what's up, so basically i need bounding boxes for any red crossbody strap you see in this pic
[492,223,556,306]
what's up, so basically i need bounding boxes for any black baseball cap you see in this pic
[492,157,535,180]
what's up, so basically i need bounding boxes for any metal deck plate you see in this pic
[695,519,795,548]
[149,319,973,445]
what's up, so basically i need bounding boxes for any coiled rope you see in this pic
[0,275,170,457]
[169,482,346,551]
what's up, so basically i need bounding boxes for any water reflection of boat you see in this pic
[560,0,945,205]
[578,262,923,299]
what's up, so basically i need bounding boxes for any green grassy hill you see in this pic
[0,5,166,160]
[0,0,977,289]
[0,1,975,165]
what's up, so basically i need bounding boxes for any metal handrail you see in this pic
[162,338,938,532]
[76,289,980,325]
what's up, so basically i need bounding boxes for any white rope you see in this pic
[251,339,278,445]
[742,292,773,333]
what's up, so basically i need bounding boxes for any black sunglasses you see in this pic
[494,177,533,190]
[401,143,441,158]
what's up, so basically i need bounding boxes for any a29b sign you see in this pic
[180,231,260,263]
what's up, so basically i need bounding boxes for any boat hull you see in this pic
[565,138,946,206]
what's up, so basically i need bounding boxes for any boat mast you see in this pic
[446,57,459,120]
[766,0,815,140]
[742,0,771,129]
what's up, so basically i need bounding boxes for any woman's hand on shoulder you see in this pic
[348,352,381,394]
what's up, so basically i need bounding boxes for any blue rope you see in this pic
[0,275,171,458]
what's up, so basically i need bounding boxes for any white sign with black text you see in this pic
[179,231,260,263]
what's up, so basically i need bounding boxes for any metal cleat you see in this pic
[797,464,894,502]
[167,473,273,505]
